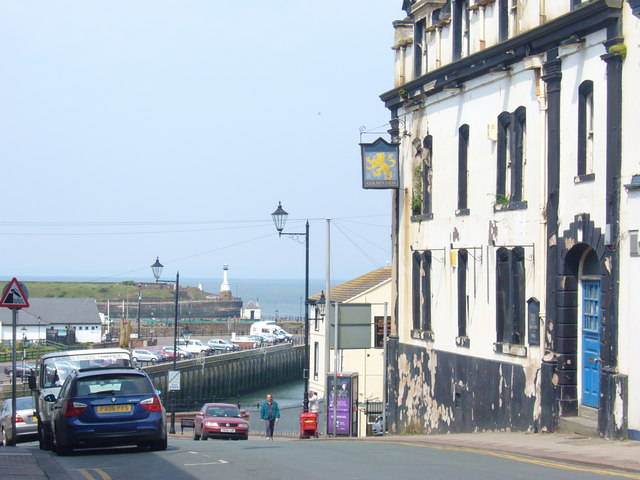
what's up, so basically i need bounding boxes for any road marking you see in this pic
[368,441,640,479]
[184,460,229,466]
[76,468,112,480]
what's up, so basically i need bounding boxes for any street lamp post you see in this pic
[21,327,28,385]
[136,284,142,340]
[151,257,180,434]
[271,202,311,412]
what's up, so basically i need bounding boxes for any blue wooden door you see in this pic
[581,281,601,408]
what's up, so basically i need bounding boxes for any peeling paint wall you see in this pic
[392,343,540,434]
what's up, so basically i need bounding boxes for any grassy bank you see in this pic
[24,281,207,301]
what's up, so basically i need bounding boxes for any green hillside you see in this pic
[23,281,207,302]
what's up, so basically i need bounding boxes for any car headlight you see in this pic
[205,422,219,427]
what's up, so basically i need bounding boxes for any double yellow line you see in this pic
[367,441,640,479]
[75,468,111,480]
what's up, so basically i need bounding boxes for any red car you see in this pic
[193,403,249,441]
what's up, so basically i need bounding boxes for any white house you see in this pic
[0,298,103,345]
[309,266,391,437]
[379,0,637,439]
[241,300,261,320]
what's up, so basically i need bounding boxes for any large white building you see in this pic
[380,0,639,439]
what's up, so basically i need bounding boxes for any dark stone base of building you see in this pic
[388,338,540,434]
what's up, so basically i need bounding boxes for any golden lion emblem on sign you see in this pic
[366,153,397,180]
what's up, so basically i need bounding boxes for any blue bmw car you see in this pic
[49,367,167,455]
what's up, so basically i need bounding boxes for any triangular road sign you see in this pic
[0,278,29,309]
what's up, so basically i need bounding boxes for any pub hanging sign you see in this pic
[360,137,399,189]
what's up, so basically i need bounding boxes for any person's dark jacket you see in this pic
[260,400,280,420]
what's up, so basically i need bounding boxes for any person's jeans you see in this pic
[265,418,275,438]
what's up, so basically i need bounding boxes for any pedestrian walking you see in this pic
[260,393,280,440]
[308,391,319,413]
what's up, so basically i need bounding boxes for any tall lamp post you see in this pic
[150,257,180,434]
[271,202,311,412]
[21,327,28,385]
[136,284,142,340]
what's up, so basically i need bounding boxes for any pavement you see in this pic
[1,431,639,479]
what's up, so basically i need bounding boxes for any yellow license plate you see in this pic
[96,404,132,414]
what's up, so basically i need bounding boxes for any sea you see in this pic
[188,277,327,320]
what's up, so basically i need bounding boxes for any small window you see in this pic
[458,124,469,211]
[457,249,468,337]
[313,342,319,379]
[578,80,594,177]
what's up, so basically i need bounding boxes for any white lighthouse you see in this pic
[220,264,232,301]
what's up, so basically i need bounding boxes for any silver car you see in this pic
[1,396,38,446]
[131,349,161,364]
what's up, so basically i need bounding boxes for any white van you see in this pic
[249,321,293,342]
[175,339,210,354]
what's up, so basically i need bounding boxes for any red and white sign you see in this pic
[0,277,29,309]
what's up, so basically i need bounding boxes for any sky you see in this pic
[0,1,404,284]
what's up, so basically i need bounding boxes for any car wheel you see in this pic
[241,434,248,440]
[53,432,72,456]
[38,422,52,451]
[225,347,231,352]
[150,437,167,451]
[151,358,156,364]
[193,429,200,441]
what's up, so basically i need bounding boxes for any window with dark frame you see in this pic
[495,247,526,345]
[421,251,432,332]
[412,250,432,333]
[422,135,433,216]
[577,80,594,177]
[499,0,509,41]
[414,17,426,78]
[412,251,421,330]
[313,341,319,379]
[496,108,526,205]
[453,0,463,60]
[457,249,468,337]
[458,124,469,211]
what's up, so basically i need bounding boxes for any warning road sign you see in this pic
[0,278,29,309]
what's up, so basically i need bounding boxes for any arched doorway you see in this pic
[556,236,604,416]
[578,249,601,408]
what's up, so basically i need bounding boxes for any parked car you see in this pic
[49,367,167,455]
[207,338,239,353]
[146,347,171,361]
[255,333,278,345]
[0,396,38,446]
[160,346,192,359]
[372,415,387,436]
[176,339,211,355]
[130,349,161,364]
[3,363,38,378]
[193,403,249,441]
